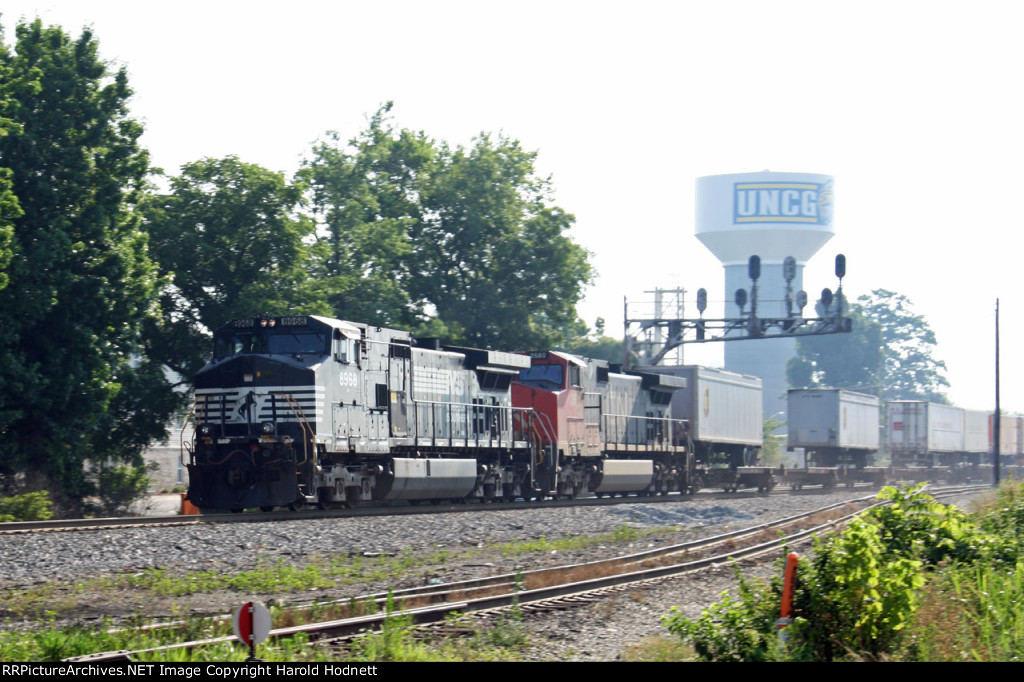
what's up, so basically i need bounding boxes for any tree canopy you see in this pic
[788,289,950,403]
[142,155,325,382]
[0,19,596,513]
[302,104,594,350]
[300,103,433,328]
[0,19,177,508]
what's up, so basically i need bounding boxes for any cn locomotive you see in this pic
[184,315,711,512]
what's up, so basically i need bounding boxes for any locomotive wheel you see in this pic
[231,508,244,514]
[343,486,360,509]
[260,506,274,512]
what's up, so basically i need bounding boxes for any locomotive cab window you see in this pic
[266,330,328,356]
[213,329,328,359]
[334,334,357,364]
[517,363,564,390]
[214,331,264,359]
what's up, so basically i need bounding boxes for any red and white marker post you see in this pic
[233,601,272,661]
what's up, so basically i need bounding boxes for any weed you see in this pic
[620,635,694,662]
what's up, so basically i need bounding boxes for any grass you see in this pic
[620,635,695,661]
[489,524,681,556]
[0,524,683,661]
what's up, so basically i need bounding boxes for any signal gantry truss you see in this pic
[624,254,852,368]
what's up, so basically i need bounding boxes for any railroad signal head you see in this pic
[748,255,761,282]
[835,254,846,279]
[696,288,707,314]
[796,290,808,312]
[735,288,748,311]
[821,288,833,307]
[783,256,796,283]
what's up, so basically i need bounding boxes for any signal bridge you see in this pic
[624,254,852,369]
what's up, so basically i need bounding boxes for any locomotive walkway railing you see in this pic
[599,413,689,453]
[408,399,542,450]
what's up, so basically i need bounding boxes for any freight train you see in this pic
[185,314,739,512]
[183,314,1012,512]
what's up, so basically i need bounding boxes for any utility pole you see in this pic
[995,298,1001,487]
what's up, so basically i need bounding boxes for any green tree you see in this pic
[142,156,325,383]
[301,102,433,327]
[862,289,950,402]
[788,307,885,394]
[788,289,948,402]
[0,19,175,508]
[302,105,594,350]
[0,33,20,289]
[414,133,593,349]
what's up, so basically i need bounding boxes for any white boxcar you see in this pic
[787,389,880,451]
[647,366,763,447]
[887,401,964,454]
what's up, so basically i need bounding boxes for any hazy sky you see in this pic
[3,0,1022,412]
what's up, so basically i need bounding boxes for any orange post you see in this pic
[777,552,799,641]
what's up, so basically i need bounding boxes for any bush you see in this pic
[662,485,987,661]
[89,463,153,517]
[663,566,784,662]
[0,490,54,522]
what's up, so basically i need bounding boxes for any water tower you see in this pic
[695,171,835,419]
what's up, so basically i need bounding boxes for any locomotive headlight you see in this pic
[198,423,213,437]
[261,421,275,435]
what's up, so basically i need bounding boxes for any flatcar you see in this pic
[887,401,991,482]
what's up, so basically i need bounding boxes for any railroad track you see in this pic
[0,482,884,535]
[65,484,986,662]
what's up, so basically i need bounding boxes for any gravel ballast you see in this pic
[0,488,988,660]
